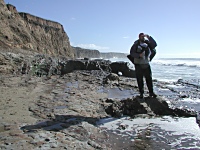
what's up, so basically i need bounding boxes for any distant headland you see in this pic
[0,0,126,59]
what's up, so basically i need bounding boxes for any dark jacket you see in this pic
[130,36,157,64]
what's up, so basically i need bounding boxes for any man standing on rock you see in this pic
[130,33,157,98]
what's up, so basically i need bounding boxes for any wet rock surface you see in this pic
[105,96,196,118]
[0,68,200,149]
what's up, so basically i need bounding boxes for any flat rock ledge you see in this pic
[105,96,197,118]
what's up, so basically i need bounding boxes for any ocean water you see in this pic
[96,116,200,149]
[108,57,200,84]
[97,57,200,149]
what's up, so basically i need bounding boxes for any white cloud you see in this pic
[71,17,76,20]
[123,36,129,39]
[75,44,109,50]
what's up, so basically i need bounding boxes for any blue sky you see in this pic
[4,0,200,58]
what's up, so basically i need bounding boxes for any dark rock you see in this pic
[110,62,136,78]
[45,138,50,142]
[177,79,183,83]
[173,108,197,117]
[145,97,196,117]
[84,58,89,60]
[105,98,114,103]
[103,73,119,84]
[87,140,102,149]
[179,94,188,98]
[106,73,119,81]
[152,79,158,82]
[122,98,147,116]
[105,98,147,117]
[60,59,111,75]
[105,101,123,118]
[117,124,129,130]
[2,52,136,78]
[60,60,86,74]
[85,60,100,70]
[105,96,197,117]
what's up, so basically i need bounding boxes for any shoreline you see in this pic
[0,68,200,149]
[0,51,200,149]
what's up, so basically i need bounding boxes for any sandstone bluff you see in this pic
[0,0,74,58]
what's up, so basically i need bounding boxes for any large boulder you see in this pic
[105,96,196,118]
[60,60,86,74]
[60,59,111,75]
[110,61,136,78]
[105,98,147,118]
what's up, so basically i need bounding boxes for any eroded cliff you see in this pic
[73,46,100,58]
[73,47,127,59]
[0,0,74,58]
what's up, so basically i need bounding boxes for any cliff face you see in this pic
[73,46,127,59]
[73,47,100,58]
[0,0,74,58]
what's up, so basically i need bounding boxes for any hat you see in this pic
[139,33,145,38]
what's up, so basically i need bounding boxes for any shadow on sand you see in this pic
[20,115,101,132]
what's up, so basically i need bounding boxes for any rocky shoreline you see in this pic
[1,0,200,148]
[0,52,200,149]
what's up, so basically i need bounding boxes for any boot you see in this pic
[149,92,157,98]
[139,93,144,98]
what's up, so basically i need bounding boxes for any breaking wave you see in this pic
[152,58,200,68]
